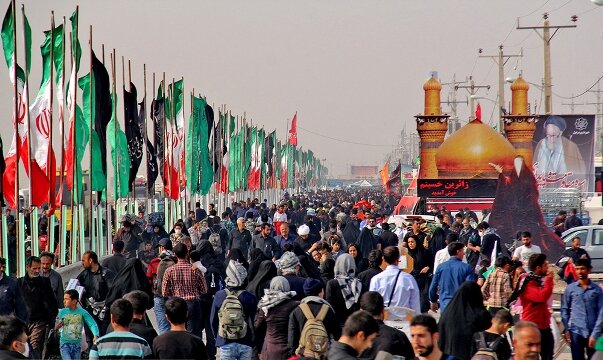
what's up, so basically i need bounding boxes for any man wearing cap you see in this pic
[0,257,28,322]
[295,224,316,252]
[288,278,342,355]
[211,261,257,359]
[534,115,585,179]
[250,223,280,259]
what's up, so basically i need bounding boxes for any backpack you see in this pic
[209,233,223,255]
[296,303,330,358]
[471,332,502,360]
[218,289,247,340]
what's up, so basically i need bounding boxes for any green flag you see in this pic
[107,91,131,199]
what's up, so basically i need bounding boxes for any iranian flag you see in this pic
[2,2,30,209]
[280,144,288,189]
[28,28,58,207]
[165,80,183,200]
[247,127,262,190]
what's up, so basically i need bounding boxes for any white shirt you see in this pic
[369,265,421,315]
[433,247,467,274]
[513,244,542,266]
[273,212,288,222]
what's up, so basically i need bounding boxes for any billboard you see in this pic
[532,114,595,192]
[350,165,378,178]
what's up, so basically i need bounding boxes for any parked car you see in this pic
[561,225,603,273]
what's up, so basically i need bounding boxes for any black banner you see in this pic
[417,179,498,198]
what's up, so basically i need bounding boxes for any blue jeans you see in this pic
[60,343,82,360]
[570,332,595,360]
[186,300,202,337]
[219,343,252,360]
[153,296,171,334]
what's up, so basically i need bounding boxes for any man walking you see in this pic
[228,218,252,258]
[561,258,603,360]
[39,252,64,309]
[162,243,208,337]
[18,256,59,357]
[518,254,554,360]
[369,246,421,314]
[429,242,475,313]
[89,299,151,359]
[0,258,27,321]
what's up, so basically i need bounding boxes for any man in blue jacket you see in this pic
[429,242,475,312]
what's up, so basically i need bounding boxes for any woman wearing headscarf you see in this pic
[438,281,492,360]
[142,224,169,248]
[104,258,153,308]
[407,234,434,313]
[247,260,278,299]
[347,244,368,274]
[325,254,362,324]
[225,247,249,270]
[255,276,299,360]
[247,248,269,283]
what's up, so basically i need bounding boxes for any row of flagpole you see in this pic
[0,0,327,276]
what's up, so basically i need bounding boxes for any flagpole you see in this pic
[128,59,136,213]
[170,77,175,224]
[121,56,128,213]
[48,13,55,242]
[88,25,94,251]
[12,0,21,274]
[21,5,32,213]
[180,77,185,218]
[163,72,170,225]
[143,64,149,202]
[111,50,119,217]
[58,16,66,264]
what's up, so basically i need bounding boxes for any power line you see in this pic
[297,125,395,148]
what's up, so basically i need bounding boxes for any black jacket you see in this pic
[18,274,58,323]
[357,267,381,294]
[0,274,28,322]
[325,341,358,360]
[359,320,414,360]
[76,265,116,303]
[250,233,280,259]
[102,254,127,275]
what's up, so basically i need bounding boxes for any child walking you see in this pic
[55,289,100,360]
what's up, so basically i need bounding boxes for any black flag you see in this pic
[151,97,165,186]
[124,83,144,192]
[386,162,402,196]
[91,51,112,200]
[264,132,274,179]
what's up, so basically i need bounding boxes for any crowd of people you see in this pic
[0,189,602,360]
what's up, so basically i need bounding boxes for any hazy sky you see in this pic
[1,0,602,177]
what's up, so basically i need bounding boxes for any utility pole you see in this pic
[479,45,523,133]
[587,80,603,157]
[561,94,586,114]
[441,74,468,134]
[517,13,578,115]
[455,76,490,120]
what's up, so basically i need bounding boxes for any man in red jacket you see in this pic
[519,253,554,360]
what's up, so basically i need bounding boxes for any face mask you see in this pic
[18,341,30,358]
